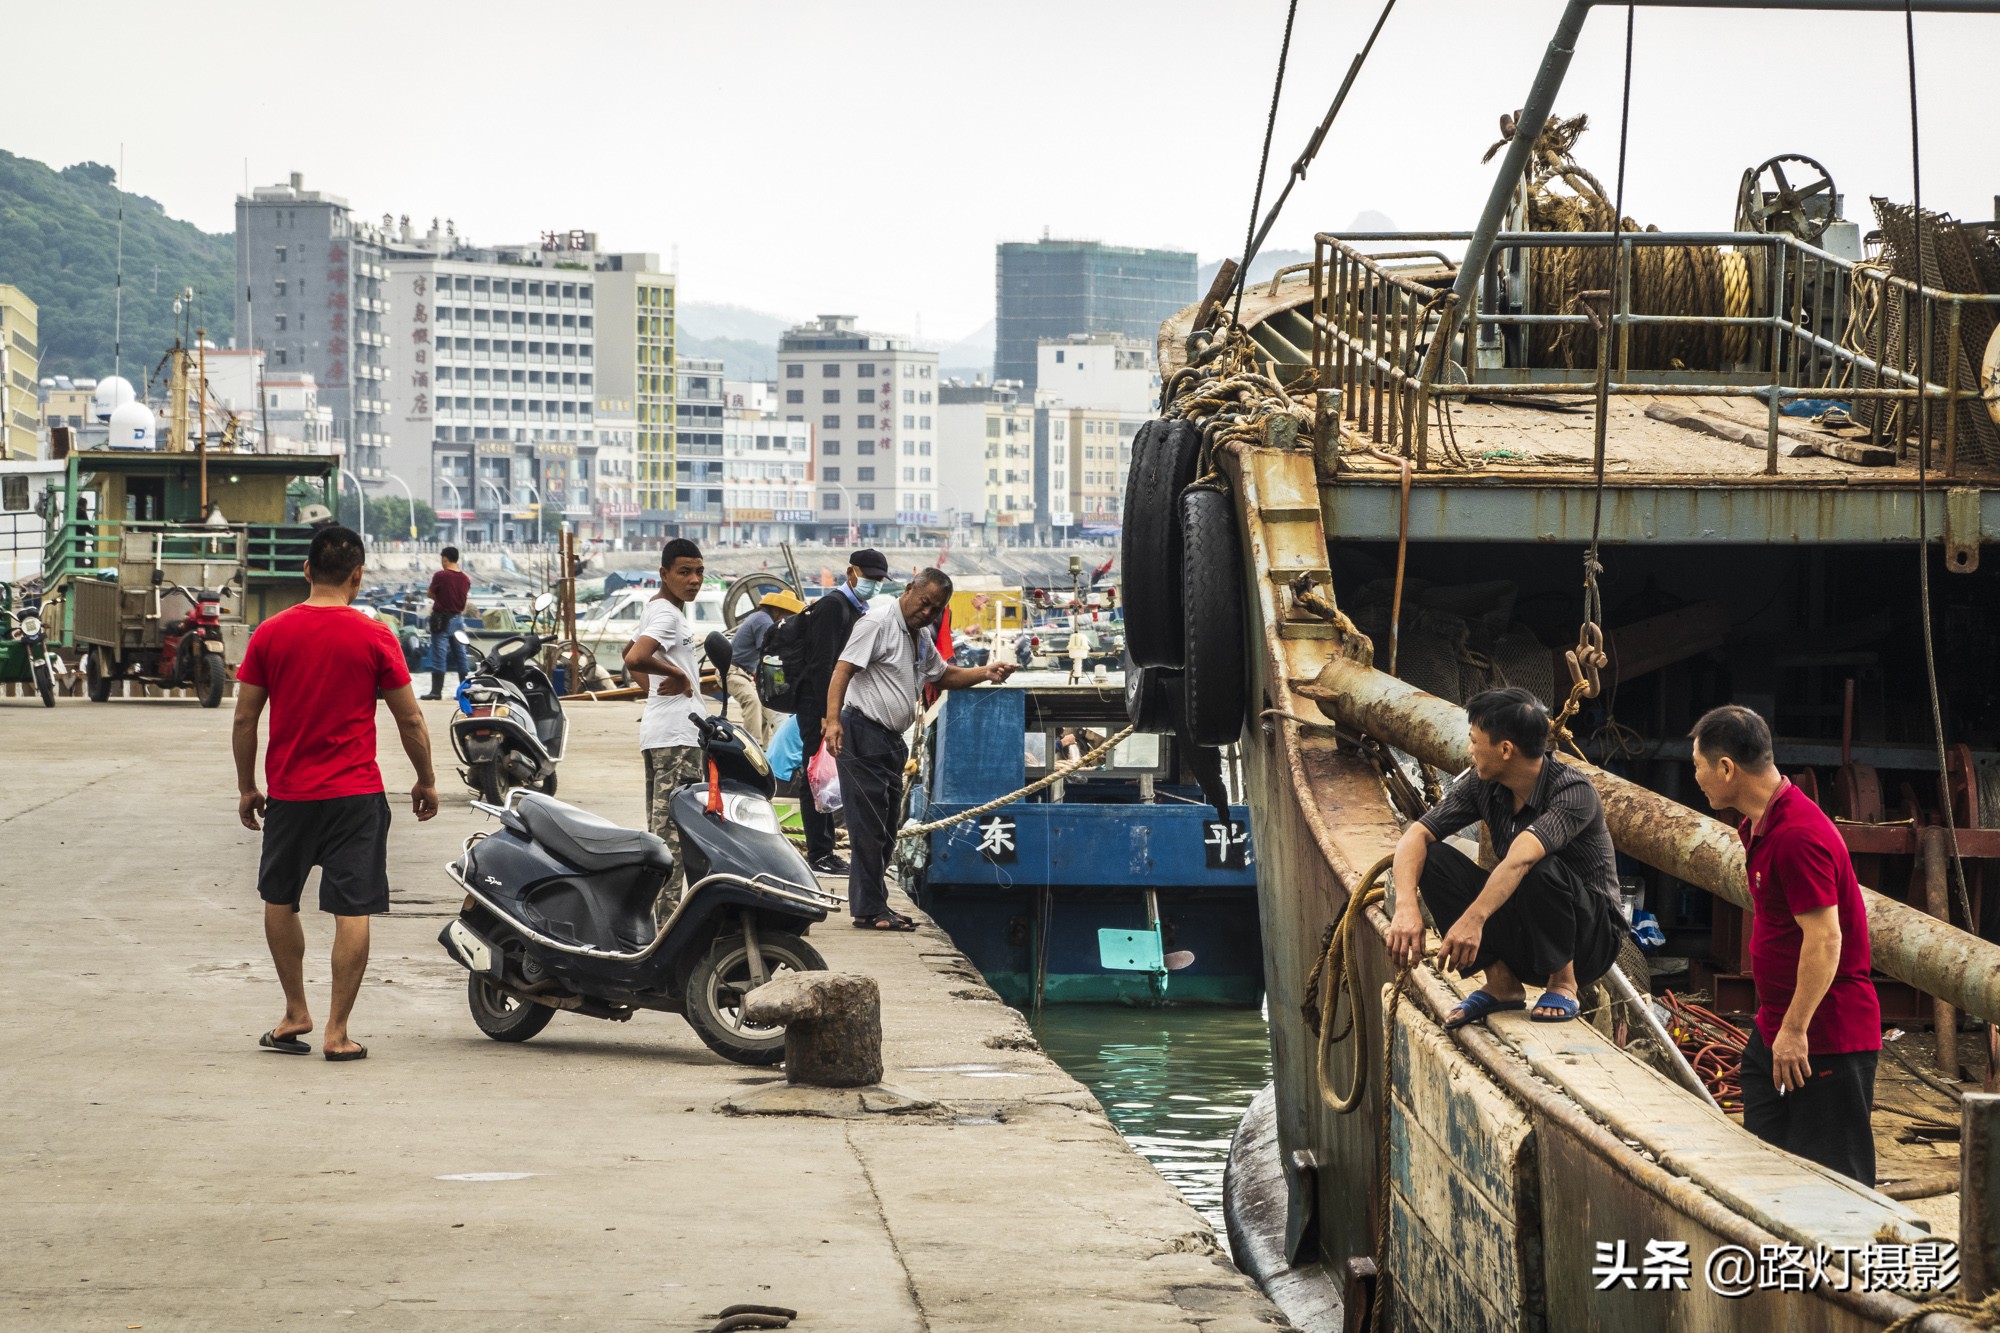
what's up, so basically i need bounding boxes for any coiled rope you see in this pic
[1486,113,1753,372]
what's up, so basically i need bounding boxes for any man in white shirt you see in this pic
[824,568,1014,930]
[622,538,707,917]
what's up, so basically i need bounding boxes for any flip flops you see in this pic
[1443,990,1526,1031]
[852,912,916,932]
[258,1030,311,1055]
[324,1044,369,1062]
[1530,991,1581,1023]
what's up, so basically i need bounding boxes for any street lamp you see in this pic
[824,481,859,545]
[437,478,466,547]
[478,478,508,545]
[338,469,366,546]
[519,483,544,544]
[382,471,419,541]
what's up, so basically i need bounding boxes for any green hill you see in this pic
[0,150,234,380]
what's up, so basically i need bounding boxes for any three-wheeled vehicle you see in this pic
[1,582,62,707]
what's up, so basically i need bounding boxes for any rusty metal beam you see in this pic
[1298,656,2000,1027]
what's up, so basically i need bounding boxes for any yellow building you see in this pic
[1062,406,1123,527]
[0,285,40,460]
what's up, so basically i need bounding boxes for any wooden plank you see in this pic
[1644,402,1816,458]
[1389,1192,1522,1333]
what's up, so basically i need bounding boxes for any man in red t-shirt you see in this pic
[421,545,473,701]
[233,526,439,1062]
[1691,704,1882,1185]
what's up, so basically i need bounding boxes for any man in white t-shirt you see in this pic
[622,538,707,917]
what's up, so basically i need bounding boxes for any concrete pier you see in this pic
[0,696,1288,1331]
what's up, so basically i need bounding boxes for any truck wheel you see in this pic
[1179,486,1248,747]
[467,974,556,1042]
[85,652,112,703]
[1121,419,1203,668]
[683,929,827,1066]
[196,654,225,709]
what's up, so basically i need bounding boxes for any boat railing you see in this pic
[1308,227,2000,477]
[43,519,311,584]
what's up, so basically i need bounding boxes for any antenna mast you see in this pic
[114,145,126,379]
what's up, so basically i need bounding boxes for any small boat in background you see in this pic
[903,677,1262,1007]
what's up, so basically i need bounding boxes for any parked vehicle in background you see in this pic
[1,583,62,707]
[450,594,568,803]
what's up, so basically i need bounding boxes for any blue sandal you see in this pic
[1444,989,1526,1030]
[1530,991,1580,1023]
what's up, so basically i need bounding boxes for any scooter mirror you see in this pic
[533,592,556,614]
[452,629,472,646]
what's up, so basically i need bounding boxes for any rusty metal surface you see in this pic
[1297,657,2000,1028]
[1966,1094,2000,1300]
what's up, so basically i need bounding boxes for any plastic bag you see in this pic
[807,741,843,814]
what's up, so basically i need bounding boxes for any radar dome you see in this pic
[108,400,157,451]
[90,375,137,422]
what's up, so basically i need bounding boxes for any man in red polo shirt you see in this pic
[1691,704,1881,1185]
[233,526,439,1062]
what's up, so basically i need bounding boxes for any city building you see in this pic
[581,242,675,537]
[375,222,602,544]
[993,238,1196,391]
[1036,332,1159,416]
[39,377,94,447]
[261,373,337,455]
[779,315,941,544]
[1057,406,1124,537]
[717,379,813,547]
[588,414,639,547]
[672,356,725,541]
[1,285,41,460]
[938,378,1036,545]
[233,174,392,478]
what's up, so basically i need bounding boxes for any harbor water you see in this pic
[1031,1002,1273,1244]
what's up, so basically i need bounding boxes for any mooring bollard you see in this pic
[741,972,883,1088]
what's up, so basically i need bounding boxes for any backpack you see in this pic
[757,596,831,712]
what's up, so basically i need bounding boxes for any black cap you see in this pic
[849,548,889,578]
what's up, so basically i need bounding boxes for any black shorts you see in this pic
[257,792,393,916]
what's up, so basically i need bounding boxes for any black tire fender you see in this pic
[1122,652,1178,732]
[1120,419,1202,668]
[1178,486,1249,748]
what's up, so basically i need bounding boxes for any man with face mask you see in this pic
[824,568,1015,929]
[792,548,889,874]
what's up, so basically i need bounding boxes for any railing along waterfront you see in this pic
[42,520,310,583]
[1309,229,2000,476]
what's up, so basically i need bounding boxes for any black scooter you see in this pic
[437,637,837,1064]
[449,593,567,803]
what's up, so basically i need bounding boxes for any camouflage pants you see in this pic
[644,744,704,919]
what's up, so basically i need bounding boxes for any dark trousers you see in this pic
[795,703,839,862]
[834,708,906,921]
[1740,1030,1878,1186]
[1416,840,1620,987]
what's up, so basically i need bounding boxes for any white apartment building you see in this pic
[589,408,640,546]
[938,379,1037,546]
[262,373,337,454]
[1035,332,1159,416]
[1032,332,1158,538]
[381,224,600,544]
[778,315,941,544]
[672,357,725,542]
[717,385,813,547]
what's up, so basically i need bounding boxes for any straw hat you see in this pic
[760,589,807,614]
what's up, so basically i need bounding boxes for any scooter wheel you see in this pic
[683,930,827,1066]
[33,660,55,708]
[196,654,225,709]
[468,762,505,807]
[467,973,556,1042]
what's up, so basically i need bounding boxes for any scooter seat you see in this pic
[513,792,672,874]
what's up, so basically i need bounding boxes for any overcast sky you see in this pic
[14,1,1995,344]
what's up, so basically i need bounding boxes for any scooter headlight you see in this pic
[720,792,782,836]
[18,616,41,637]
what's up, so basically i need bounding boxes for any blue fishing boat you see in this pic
[902,678,1262,1007]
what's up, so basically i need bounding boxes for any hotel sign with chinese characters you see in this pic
[405,273,433,423]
